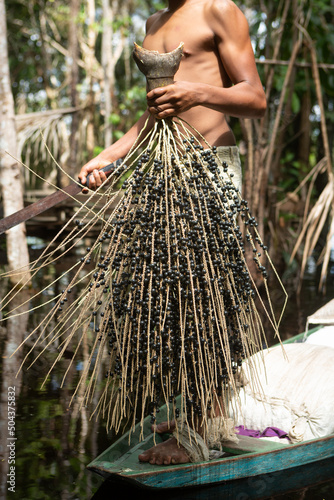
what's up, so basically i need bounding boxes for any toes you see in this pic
[153,420,176,433]
[138,452,149,462]
[138,436,190,466]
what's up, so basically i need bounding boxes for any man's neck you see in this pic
[167,0,189,12]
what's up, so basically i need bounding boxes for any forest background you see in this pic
[1,0,334,294]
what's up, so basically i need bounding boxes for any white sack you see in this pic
[305,326,334,348]
[229,343,334,442]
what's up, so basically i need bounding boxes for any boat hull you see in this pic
[87,325,334,489]
[87,432,334,489]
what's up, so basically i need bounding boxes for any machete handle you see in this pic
[83,158,124,188]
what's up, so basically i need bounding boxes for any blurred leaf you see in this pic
[291,92,301,113]
[114,130,124,141]
[109,113,121,125]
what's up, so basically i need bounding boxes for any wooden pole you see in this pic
[256,58,334,70]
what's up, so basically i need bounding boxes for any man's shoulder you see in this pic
[146,9,168,31]
[206,0,245,21]
[205,0,248,34]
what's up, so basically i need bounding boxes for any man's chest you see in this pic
[144,10,215,57]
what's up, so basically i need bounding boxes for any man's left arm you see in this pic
[147,1,266,119]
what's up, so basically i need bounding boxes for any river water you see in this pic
[0,237,333,500]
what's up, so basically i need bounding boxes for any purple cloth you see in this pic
[235,425,290,440]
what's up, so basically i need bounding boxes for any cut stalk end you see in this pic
[133,42,184,91]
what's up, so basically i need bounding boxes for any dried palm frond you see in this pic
[289,26,334,293]
[15,106,87,189]
[290,164,334,292]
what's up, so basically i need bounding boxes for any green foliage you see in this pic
[6,0,71,110]
[114,130,124,140]
[144,0,166,16]
[109,112,121,125]
[93,145,104,156]
[291,92,301,114]
[120,85,147,120]
[278,152,310,193]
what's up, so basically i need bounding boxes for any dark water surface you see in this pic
[0,239,333,500]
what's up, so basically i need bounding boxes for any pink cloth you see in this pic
[235,425,290,440]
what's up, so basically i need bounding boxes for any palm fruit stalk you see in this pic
[1,43,286,443]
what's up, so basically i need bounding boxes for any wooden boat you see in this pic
[91,457,334,499]
[87,303,334,489]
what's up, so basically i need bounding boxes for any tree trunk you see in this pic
[68,0,80,181]
[0,289,30,496]
[85,0,97,159]
[102,0,114,148]
[0,0,31,285]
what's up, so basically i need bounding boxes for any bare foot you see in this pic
[138,437,190,465]
[151,420,176,434]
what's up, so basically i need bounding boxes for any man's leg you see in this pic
[139,148,242,465]
[139,403,213,465]
[139,394,227,465]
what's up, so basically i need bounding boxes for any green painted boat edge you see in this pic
[135,434,334,488]
[87,433,334,488]
[87,324,334,488]
[272,325,322,346]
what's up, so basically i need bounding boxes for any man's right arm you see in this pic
[79,13,161,191]
[78,110,154,190]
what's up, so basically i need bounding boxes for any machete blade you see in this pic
[0,160,121,235]
[0,183,82,235]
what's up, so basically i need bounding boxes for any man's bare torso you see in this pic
[143,0,236,146]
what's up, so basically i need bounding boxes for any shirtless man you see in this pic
[78,0,265,189]
[78,0,266,465]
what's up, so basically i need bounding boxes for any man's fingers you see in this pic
[86,169,108,190]
[146,87,168,101]
[87,173,96,190]
[78,172,87,185]
[148,105,163,115]
[93,169,102,187]
[148,106,176,119]
[99,171,108,184]
[147,95,175,109]
[147,96,167,106]
[158,109,176,118]
[79,160,112,192]
[148,104,176,117]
